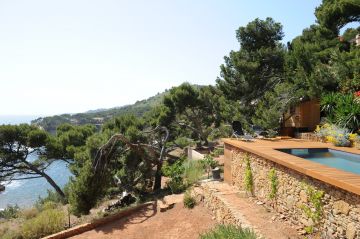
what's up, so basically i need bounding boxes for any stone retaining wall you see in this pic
[228,146,360,239]
[192,183,252,229]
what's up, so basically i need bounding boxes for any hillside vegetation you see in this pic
[31,91,168,132]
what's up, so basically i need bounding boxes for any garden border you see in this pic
[42,201,155,239]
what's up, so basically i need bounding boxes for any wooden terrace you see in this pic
[223,138,360,195]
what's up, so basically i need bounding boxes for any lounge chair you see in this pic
[232,121,244,138]
[231,121,255,141]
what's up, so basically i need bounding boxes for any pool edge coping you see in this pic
[223,138,360,196]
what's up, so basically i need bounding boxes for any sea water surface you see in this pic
[0,115,72,209]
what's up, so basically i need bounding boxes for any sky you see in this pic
[0,0,326,116]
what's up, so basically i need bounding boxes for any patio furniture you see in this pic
[232,121,244,138]
[231,121,255,141]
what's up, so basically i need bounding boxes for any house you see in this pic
[280,99,320,137]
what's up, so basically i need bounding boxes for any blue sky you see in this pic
[0,0,326,116]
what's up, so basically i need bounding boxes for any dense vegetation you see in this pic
[55,0,359,216]
[0,1,359,237]
[31,91,168,133]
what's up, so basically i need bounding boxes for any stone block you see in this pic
[333,200,350,215]
[285,195,296,208]
[346,222,356,239]
[299,190,308,203]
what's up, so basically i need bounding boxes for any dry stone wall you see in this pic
[229,147,360,239]
[192,183,252,229]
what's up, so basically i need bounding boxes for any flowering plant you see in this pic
[355,91,360,104]
[355,136,360,150]
[315,124,354,147]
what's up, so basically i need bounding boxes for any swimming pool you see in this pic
[277,148,360,175]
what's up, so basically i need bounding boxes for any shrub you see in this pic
[211,147,224,157]
[174,137,194,149]
[35,189,67,210]
[321,93,360,132]
[20,208,39,220]
[300,183,324,234]
[243,155,253,193]
[166,179,186,194]
[315,124,353,147]
[200,155,218,179]
[0,205,20,219]
[69,161,108,216]
[183,160,205,185]
[162,158,186,194]
[199,224,257,239]
[183,191,196,209]
[21,208,66,239]
[0,228,21,239]
[268,168,278,199]
[355,135,360,149]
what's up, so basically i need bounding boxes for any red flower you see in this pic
[354,91,360,97]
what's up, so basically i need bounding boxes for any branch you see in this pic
[7,176,43,181]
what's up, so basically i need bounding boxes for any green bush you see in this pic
[321,93,360,132]
[243,155,253,193]
[211,147,224,157]
[162,158,186,194]
[183,160,205,185]
[268,168,278,199]
[200,155,218,179]
[69,160,108,216]
[21,208,66,239]
[35,189,68,210]
[166,179,186,194]
[0,205,20,219]
[183,191,196,209]
[174,137,194,149]
[20,208,39,220]
[200,224,257,239]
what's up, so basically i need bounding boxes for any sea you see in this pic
[0,115,72,209]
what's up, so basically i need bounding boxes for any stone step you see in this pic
[158,193,184,212]
[193,181,300,239]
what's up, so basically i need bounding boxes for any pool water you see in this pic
[277,148,360,175]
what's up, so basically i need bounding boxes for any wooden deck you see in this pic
[223,138,360,195]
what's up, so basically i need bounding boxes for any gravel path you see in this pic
[70,202,216,239]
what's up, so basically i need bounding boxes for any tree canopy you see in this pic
[216,17,286,121]
[315,0,360,32]
[0,124,65,197]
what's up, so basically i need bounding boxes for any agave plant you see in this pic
[320,92,340,120]
[335,94,360,132]
[321,93,360,132]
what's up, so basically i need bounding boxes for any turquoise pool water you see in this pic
[277,148,360,175]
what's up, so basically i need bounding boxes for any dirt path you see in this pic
[70,202,216,239]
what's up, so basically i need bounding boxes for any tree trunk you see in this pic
[41,172,66,198]
[153,164,162,191]
[24,161,66,198]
